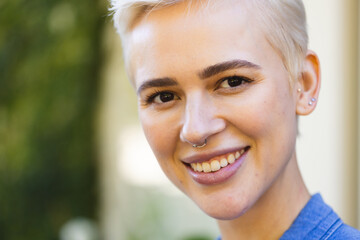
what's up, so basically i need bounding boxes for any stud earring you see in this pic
[308,98,316,106]
[297,88,302,93]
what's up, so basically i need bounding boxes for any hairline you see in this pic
[112,0,308,85]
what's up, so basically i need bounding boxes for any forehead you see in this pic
[125,0,275,84]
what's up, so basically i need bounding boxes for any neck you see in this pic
[217,153,310,240]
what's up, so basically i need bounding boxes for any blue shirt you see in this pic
[280,194,360,239]
[217,194,360,239]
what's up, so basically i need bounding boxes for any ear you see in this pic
[295,50,321,115]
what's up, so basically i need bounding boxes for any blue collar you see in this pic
[280,193,343,239]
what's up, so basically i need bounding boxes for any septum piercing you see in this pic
[308,98,316,106]
[184,138,207,148]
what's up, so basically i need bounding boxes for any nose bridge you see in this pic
[181,92,225,144]
[185,94,208,130]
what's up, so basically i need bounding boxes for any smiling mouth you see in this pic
[188,146,250,173]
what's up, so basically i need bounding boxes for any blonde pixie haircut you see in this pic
[110,0,308,83]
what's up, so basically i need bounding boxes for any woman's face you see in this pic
[126,0,300,219]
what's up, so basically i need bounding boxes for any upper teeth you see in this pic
[190,149,245,173]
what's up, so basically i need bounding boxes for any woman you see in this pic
[110,0,360,239]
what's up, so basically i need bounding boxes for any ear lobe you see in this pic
[296,50,321,115]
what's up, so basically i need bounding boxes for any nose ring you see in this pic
[184,138,207,148]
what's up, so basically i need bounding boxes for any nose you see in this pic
[180,94,226,146]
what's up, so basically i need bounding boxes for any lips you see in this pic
[182,146,250,185]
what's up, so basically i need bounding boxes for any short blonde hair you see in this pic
[110,0,308,82]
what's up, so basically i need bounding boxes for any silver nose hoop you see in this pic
[184,138,207,148]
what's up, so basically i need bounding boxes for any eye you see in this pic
[218,76,251,88]
[153,92,175,103]
[145,91,180,105]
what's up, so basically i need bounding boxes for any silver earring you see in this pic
[184,138,207,148]
[308,98,316,106]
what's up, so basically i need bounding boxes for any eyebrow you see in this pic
[137,77,178,95]
[198,59,261,79]
[137,59,261,94]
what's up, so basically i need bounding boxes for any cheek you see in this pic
[140,113,168,158]
[221,88,297,167]
[139,110,181,170]
[223,100,279,137]
[229,86,296,137]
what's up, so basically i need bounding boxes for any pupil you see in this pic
[160,92,173,102]
[228,77,242,87]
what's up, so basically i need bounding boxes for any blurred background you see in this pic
[0,0,359,239]
[0,0,103,239]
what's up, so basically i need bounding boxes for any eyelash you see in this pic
[143,75,254,105]
[144,90,178,104]
[216,75,253,90]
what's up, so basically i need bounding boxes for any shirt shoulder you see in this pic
[280,194,360,240]
[328,223,360,240]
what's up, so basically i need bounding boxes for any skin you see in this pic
[125,0,321,239]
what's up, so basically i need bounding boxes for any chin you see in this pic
[193,194,253,220]
[203,204,250,220]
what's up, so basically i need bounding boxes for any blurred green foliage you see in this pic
[0,0,105,239]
